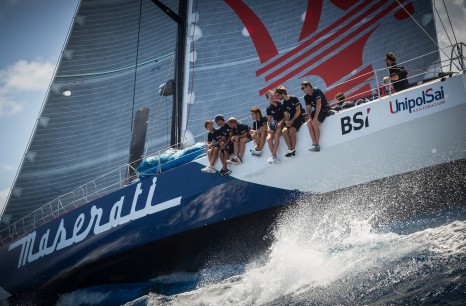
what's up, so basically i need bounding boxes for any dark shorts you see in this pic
[311,110,327,123]
[221,143,234,154]
[290,118,304,131]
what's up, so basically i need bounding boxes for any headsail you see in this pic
[1,0,181,233]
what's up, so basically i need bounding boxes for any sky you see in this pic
[0,0,465,216]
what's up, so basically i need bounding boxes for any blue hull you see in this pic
[1,159,465,304]
[0,162,296,301]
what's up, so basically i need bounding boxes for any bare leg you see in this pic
[233,140,239,157]
[282,127,292,149]
[208,149,213,164]
[258,130,267,150]
[273,130,281,156]
[289,127,297,149]
[239,138,247,158]
[312,120,321,144]
[267,132,274,153]
[307,119,317,145]
[210,147,219,166]
[220,150,228,170]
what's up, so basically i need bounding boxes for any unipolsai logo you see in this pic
[341,108,371,135]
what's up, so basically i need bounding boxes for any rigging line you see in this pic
[433,1,459,61]
[184,0,199,135]
[150,54,176,149]
[130,0,144,132]
[442,0,459,46]
[433,1,455,50]
[55,53,175,79]
[394,0,455,69]
[0,0,82,221]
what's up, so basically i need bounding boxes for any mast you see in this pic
[151,0,188,148]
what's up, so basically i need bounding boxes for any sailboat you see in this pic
[1,0,465,303]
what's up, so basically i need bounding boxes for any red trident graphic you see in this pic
[224,0,415,104]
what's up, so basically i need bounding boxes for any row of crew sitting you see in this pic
[201,82,331,176]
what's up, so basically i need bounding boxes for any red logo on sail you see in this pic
[224,0,415,104]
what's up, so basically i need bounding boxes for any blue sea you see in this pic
[55,198,466,306]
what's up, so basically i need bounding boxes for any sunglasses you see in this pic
[300,87,305,90]
[266,94,273,99]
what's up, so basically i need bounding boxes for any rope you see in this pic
[442,0,459,47]
[433,1,456,57]
[183,0,199,138]
[394,0,454,69]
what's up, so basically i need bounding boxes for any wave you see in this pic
[57,201,466,306]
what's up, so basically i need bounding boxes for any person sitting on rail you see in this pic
[265,90,286,164]
[226,117,251,165]
[249,106,268,157]
[215,114,233,176]
[201,119,225,174]
[276,85,306,157]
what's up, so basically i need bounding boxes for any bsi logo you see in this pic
[341,108,371,135]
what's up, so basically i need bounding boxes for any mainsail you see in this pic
[1,0,440,234]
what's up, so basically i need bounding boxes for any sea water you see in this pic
[56,199,466,306]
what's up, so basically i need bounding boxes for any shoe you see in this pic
[219,169,227,176]
[224,169,232,176]
[284,148,296,157]
[273,156,280,163]
[267,156,275,164]
[251,149,262,156]
[228,156,241,165]
[202,165,216,173]
[308,144,320,152]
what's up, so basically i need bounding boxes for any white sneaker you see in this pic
[201,165,216,173]
[251,149,262,156]
[206,165,217,173]
[307,144,321,152]
[228,156,241,165]
[267,156,275,164]
[284,148,296,157]
[273,156,280,163]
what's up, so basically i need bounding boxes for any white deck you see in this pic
[197,74,466,193]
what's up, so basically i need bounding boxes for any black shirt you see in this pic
[252,116,267,130]
[266,103,285,122]
[207,128,223,144]
[218,123,233,139]
[282,96,305,119]
[389,63,409,92]
[232,123,249,136]
[304,88,330,112]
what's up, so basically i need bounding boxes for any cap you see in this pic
[227,117,237,123]
[214,114,224,122]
